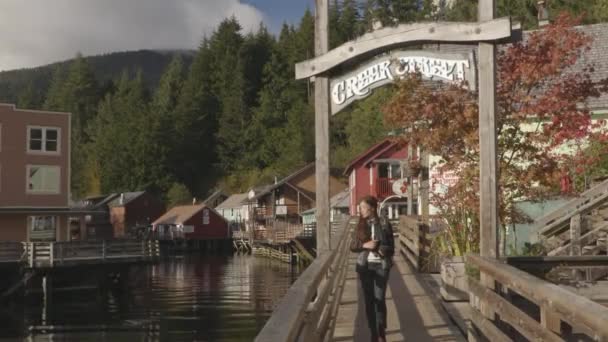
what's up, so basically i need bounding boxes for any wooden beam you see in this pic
[468,280,564,342]
[295,17,513,79]
[468,254,608,339]
[478,0,499,259]
[314,0,331,253]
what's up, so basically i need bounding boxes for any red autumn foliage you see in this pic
[383,13,608,252]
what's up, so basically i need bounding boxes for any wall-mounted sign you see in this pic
[330,50,476,115]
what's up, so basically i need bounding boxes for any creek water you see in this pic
[0,254,301,341]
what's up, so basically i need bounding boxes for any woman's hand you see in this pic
[362,240,378,250]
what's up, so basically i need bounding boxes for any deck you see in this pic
[333,254,465,341]
[0,240,160,269]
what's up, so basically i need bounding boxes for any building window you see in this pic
[29,216,56,241]
[27,165,60,194]
[203,209,210,225]
[28,126,60,154]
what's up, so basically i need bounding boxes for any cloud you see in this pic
[0,0,266,71]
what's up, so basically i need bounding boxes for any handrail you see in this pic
[24,240,160,268]
[255,217,354,342]
[535,178,608,238]
[467,254,608,341]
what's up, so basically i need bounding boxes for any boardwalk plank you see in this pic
[333,256,465,341]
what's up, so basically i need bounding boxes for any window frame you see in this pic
[26,165,61,194]
[27,126,61,155]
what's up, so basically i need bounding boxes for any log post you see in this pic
[314,0,331,253]
[478,0,499,319]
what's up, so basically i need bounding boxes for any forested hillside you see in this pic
[0,50,194,108]
[0,0,602,204]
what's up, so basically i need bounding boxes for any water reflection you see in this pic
[1,255,301,342]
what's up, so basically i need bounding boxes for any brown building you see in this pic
[0,104,71,242]
[108,191,165,238]
[246,163,346,228]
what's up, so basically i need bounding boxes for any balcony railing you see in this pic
[376,178,397,198]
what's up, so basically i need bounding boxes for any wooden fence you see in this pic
[398,216,440,273]
[255,217,354,342]
[23,240,160,268]
[467,254,608,341]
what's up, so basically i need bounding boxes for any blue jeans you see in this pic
[358,262,390,340]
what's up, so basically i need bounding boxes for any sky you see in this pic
[0,0,315,72]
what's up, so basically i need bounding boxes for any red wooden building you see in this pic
[151,204,229,241]
[344,138,414,219]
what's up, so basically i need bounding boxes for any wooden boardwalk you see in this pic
[333,255,465,342]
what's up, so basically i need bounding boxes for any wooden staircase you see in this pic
[534,179,608,281]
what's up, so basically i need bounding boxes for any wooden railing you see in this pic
[24,240,160,268]
[467,254,608,341]
[255,217,355,342]
[376,178,396,198]
[398,216,440,272]
[0,242,26,264]
[536,178,608,239]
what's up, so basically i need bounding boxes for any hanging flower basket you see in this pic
[404,160,422,177]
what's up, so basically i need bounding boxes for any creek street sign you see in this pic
[329,50,476,115]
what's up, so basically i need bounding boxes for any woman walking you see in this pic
[350,196,395,342]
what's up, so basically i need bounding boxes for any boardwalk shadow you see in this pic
[388,266,436,341]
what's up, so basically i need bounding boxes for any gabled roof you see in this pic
[216,193,248,209]
[72,193,120,210]
[202,189,229,205]
[331,188,351,208]
[344,138,399,175]
[152,204,216,225]
[248,163,316,201]
[108,191,146,207]
[300,188,350,216]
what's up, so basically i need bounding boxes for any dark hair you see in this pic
[357,195,378,242]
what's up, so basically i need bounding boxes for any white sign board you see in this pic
[276,205,287,216]
[392,179,409,196]
[330,50,476,115]
[183,225,194,233]
[429,154,461,215]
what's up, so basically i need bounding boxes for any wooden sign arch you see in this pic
[305,0,511,260]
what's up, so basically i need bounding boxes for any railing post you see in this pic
[570,214,583,280]
[29,243,34,268]
[540,304,561,335]
[49,243,54,267]
[102,240,106,261]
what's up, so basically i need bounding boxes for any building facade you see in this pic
[344,139,412,219]
[0,104,71,241]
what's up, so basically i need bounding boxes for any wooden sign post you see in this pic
[314,0,331,253]
[307,0,506,255]
[478,0,499,259]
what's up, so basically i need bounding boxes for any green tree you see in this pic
[173,38,219,193]
[166,182,193,208]
[339,0,360,43]
[43,54,100,197]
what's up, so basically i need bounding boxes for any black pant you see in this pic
[358,262,390,340]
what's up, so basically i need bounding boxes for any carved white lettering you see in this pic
[331,53,472,110]
[332,61,393,106]
[395,56,468,81]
